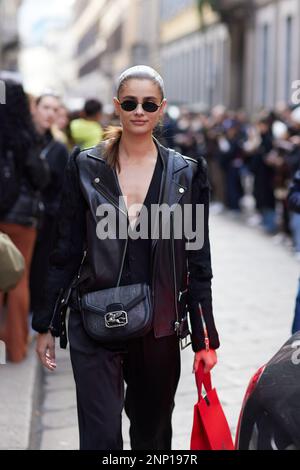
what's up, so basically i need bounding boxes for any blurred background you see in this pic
[1,0,299,111]
[1,0,300,451]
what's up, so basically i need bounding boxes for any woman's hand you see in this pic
[193,349,217,374]
[36,332,56,371]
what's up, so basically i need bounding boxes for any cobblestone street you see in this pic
[30,213,298,450]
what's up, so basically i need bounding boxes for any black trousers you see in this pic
[68,309,181,450]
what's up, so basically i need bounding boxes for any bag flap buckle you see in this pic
[104,310,128,328]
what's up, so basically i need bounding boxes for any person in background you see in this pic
[52,104,72,150]
[283,135,300,257]
[246,118,277,234]
[0,80,50,362]
[70,99,103,149]
[218,119,245,213]
[203,106,227,212]
[30,93,69,321]
[288,169,300,333]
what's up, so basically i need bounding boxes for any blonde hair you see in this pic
[103,126,123,172]
[103,65,165,171]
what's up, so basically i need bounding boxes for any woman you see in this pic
[33,66,219,450]
[0,80,50,362]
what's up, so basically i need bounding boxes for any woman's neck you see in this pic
[119,131,157,162]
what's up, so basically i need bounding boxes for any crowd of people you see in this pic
[160,105,300,248]
[1,76,300,363]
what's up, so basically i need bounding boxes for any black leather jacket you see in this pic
[0,146,50,227]
[32,140,220,351]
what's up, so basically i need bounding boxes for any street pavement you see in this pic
[0,341,38,450]
[1,212,298,450]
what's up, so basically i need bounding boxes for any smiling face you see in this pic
[113,78,167,136]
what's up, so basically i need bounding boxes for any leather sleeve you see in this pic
[31,147,86,334]
[187,157,220,352]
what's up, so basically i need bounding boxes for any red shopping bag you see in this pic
[190,364,234,450]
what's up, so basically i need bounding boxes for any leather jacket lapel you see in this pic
[157,144,189,205]
[87,146,127,216]
[151,144,189,252]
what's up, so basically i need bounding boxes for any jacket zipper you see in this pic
[48,287,64,333]
[48,249,88,331]
[93,181,127,218]
[150,149,166,311]
[116,235,128,286]
[198,302,210,352]
[76,249,87,282]
[171,211,180,335]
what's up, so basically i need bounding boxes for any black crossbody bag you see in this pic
[80,283,152,343]
[79,240,153,343]
[79,223,191,347]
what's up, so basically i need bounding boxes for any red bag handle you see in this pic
[195,362,212,401]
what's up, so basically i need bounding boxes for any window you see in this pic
[285,16,293,103]
[160,0,194,21]
[77,21,99,56]
[261,23,269,107]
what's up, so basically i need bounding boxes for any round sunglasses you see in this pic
[117,99,163,113]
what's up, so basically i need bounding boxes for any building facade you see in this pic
[70,0,161,104]
[0,0,22,71]
[14,0,300,113]
[113,0,161,75]
[244,0,300,113]
[69,0,114,102]
[160,0,230,110]
[160,0,300,113]
[207,0,300,112]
